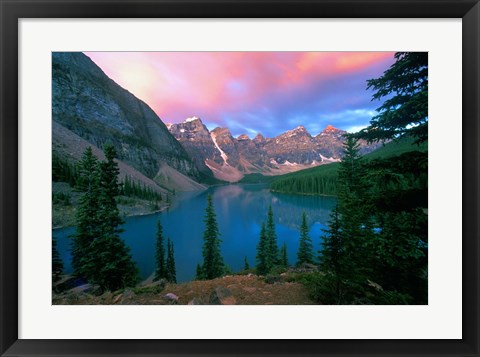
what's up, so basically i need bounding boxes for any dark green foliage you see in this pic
[83,231,139,291]
[319,206,343,293]
[256,206,281,275]
[315,54,428,304]
[71,147,101,276]
[264,274,281,284]
[266,206,279,267]
[166,238,177,283]
[195,263,204,280]
[120,175,163,202]
[244,256,250,270]
[52,153,78,187]
[52,192,71,206]
[317,138,375,304]
[223,265,233,275]
[72,146,138,292]
[270,163,339,196]
[269,137,427,197]
[354,52,428,144]
[154,220,167,281]
[200,195,224,279]
[300,272,341,304]
[98,144,124,237]
[280,242,288,268]
[52,237,63,282]
[297,212,314,266]
[255,222,269,275]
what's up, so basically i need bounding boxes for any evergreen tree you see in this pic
[98,144,124,237]
[339,137,374,282]
[71,147,101,277]
[195,263,204,280]
[354,52,428,144]
[201,195,224,279]
[166,238,177,283]
[74,145,138,291]
[280,242,288,268]
[52,237,63,282]
[244,256,250,270]
[297,212,314,266]
[318,138,374,303]
[319,205,353,304]
[256,222,269,275]
[154,220,167,281]
[266,205,279,267]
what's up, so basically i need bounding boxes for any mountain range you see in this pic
[52,52,378,190]
[167,118,377,182]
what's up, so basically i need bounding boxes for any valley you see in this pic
[51,51,428,305]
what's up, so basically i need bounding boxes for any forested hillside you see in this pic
[270,138,427,196]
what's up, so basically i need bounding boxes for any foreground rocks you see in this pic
[53,273,315,305]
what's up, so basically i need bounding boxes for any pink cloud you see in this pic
[84,51,395,125]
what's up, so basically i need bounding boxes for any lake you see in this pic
[53,184,337,282]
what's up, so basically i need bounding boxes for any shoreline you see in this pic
[270,189,338,198]
[52,205,169,231]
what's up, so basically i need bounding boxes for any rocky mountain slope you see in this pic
[53,121,205,193]
[168,117,377,182]
[52,52,207,191]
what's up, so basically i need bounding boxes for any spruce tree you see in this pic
[52,237,64,282]
[297,212,314,266]
[75,145,138,291]
[72,147,101,278]
[154,220,167,281]
[195,263,204,280]
[280,242,288,268]
[354,52,428,144]
[318,138,375,303]
[255,222,269,275]
[244,256,250,270]
[98,144,124,237]
[266,205,279,267]
[320,205,349,303]
[166,238,177,283]
[201,194,224,279]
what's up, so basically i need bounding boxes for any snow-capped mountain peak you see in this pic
[184,116,200,123]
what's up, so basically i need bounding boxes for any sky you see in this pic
[84,52,396,138]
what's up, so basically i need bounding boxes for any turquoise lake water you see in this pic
[53,184,336,282]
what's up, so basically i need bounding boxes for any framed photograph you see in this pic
[1,0,478,356]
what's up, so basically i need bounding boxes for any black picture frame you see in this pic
[1,1,479,356]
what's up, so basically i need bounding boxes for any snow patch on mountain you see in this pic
[211,132,229,165]
[320,154,341,163]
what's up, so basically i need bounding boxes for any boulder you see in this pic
[209,286,236,305]
[188,297,205,305]
[69,283,101,295]
[113,289,136,304]
[164,293,179,303]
